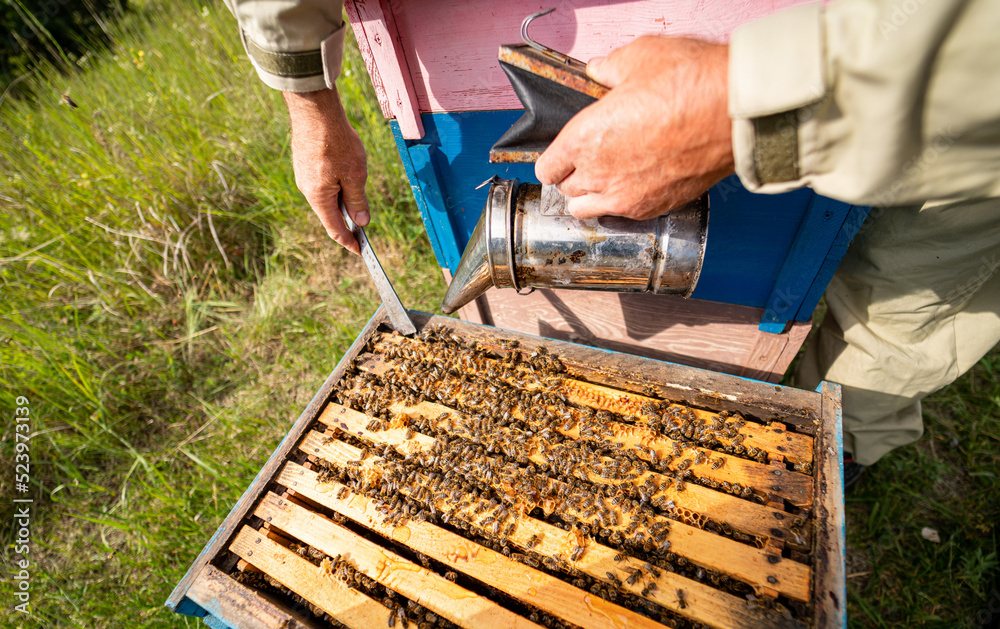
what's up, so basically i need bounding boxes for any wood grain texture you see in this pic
[230,526,413,629]
[185,564,320,629]
[347,0,424,138]
[742,320,812,382]
[255,492,543,629]
[471,288,808,384]
[267,463,665,629]
[379,0,813,113]
[319,400,808,548]
[305,404,812,601]
[812,383,847,629]
[280,454,804,629]
[344,1,392,119]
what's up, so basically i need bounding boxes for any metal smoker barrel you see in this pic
[441,178,709,314]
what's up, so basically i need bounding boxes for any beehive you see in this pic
[167,311,845,629]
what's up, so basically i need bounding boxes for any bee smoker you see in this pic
[440,178,709,314]
[440,13,709,315]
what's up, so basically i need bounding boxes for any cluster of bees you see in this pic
[343,340,766,512]
[291,327,808,626]
[376,328,777,472]
[311,453,710,629]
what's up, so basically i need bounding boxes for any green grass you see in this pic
[843,350,1000,628]
[0,2,997,628]
[0,1,442,626]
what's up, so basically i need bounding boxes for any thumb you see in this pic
[586,37,651,88]
[341,176,371,227]
[566,192,613,220]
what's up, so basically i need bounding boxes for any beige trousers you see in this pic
[795,197,1000,466]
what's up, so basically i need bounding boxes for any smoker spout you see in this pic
[441,210,494,314]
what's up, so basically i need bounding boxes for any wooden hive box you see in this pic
[167,309,845,629]
[344,0,871,383]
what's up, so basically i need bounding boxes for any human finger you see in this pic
[311,192,360,255]
[341,174,371,227]
[555,170,591,199]
[566,192,614,220]
[535,133,577,186]
[586,36,660,87]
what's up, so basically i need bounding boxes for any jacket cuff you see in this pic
[729,3,826,191]
[243,22,346,93]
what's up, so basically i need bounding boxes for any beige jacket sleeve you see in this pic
[729,0,1000,206]
[222,0,347,92]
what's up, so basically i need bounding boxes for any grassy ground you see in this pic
[843,351,1000,628]
[0,2,442,626]
[0,1,997,627]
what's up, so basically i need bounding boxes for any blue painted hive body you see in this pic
[390,111,868,333]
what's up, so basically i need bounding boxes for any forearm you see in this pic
[222,0,347,92]
[731,0,1000,205]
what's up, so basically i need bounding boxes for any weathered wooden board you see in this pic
[278,461,806,629]
[230,526,413,629]
[345,0,423,137]
[264,469,667,629]
[185,564,320,629]
[169,309,844,629]
[354,0,812,114]
[461,286,812,383]
[255,492,543,629]
[812,383,847,628]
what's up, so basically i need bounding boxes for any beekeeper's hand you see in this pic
[535,36,734,220]
[284,87,369,254]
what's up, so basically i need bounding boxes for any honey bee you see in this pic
[626,569,642,586]
[675,589,687,609]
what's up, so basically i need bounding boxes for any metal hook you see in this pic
[476,175,501,190]
[521,9,570,64]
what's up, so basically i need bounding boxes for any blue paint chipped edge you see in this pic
[202,611,235,629]
[759,195,871,332]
